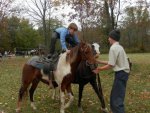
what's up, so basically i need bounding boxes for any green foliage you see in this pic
[0,16,43,51]
[0,0,150,53]
[121,5,150,52]
[0,15,63,53]
[8,17,43,49]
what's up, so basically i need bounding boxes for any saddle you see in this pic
[41,52,60,75]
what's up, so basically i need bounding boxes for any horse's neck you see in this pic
[66,46,82,73]
[68,45,80,64]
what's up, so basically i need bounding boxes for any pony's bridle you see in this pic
[81,45,97,70]
[81,45,90,61]
[86,60,97,70]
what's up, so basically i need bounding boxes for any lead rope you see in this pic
[96,73,108,113]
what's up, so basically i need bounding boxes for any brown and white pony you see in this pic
[16,42,96,113]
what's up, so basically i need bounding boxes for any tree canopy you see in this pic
[0,0,150,53]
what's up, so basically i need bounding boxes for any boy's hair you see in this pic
[68,23,78,31]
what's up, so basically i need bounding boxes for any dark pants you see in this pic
[110,70,129,113]
[49,32,59,54]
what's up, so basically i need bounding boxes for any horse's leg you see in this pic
[40,78,59,100]
[90,79,108,113]
[60,74,73,113]
[64,84,74,109]
[60,84,66,113]
[16,65,38,113]
[29,78,40,110]
[16,84,29,112]
[51,88,56,100]
[78,84,84,112]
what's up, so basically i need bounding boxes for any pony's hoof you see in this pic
[78,107,83,112]
[16,108,21,113]
[64,104,69,109]
[60,110,65,113]
[52,96,59,100]
[51,96,55,100]
[31,102,37,110]
[101,107,109,113]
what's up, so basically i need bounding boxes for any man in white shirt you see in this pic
[93,29,130,113]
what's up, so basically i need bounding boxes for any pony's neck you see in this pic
[67,45,80,64]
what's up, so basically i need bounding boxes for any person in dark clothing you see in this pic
[49,23,80,57]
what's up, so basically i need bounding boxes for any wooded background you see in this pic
[0,0,150,53]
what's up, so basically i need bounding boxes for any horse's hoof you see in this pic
[31,102,37,110]
[60,110,65,113]
[64,103,69,109]
[51,96,55,100]
[101,107,109,113]
[16,108,21,113]
[78,107,83,112]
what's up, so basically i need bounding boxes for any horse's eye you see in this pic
[85,51,89,54]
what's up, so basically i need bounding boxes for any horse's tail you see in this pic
[17,64,31,103]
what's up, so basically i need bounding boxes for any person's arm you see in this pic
[60,32,67,50]
[96,60,108,65]
[73,34,80,44]
[93,64,113,74]
[97,64,113,71]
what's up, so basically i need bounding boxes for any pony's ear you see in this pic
[80,40,85,46]
[80,41,85,52]
[81,39,88,44]
[80,40,84,43]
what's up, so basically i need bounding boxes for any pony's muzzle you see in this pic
[95,53,100,59]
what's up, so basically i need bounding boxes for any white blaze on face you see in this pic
[92,43,100,54]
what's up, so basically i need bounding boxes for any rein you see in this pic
[97,73,104,99]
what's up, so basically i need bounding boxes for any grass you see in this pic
[0,53,150,113]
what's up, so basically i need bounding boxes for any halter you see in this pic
[85,60,97,70]
[81,44,91,61]
[80,44,97,70]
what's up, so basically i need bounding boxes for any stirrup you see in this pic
[47,54,53,59]
[49,81,54,89]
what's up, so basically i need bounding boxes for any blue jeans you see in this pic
[110,70,129,113]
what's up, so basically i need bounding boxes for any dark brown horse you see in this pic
[16,42,96,113]
[53,43,108,113]
[74,43,108,113]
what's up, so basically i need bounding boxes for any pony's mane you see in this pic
[66,44,80,64]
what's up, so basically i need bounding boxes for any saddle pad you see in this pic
[26,56,45,69]
[26,55,59,75]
